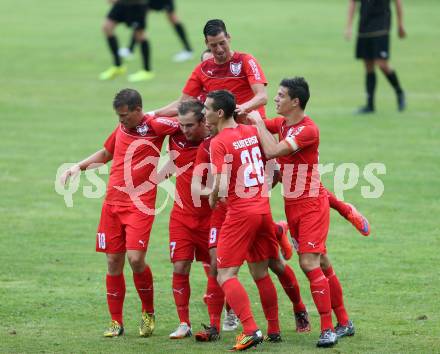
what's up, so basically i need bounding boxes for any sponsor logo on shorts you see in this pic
[307,241,317,248]
[138,240,146,247]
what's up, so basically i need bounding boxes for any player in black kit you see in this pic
[345,0,406,113]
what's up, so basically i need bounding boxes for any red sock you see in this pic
[172,272,191,325]
[221,277,258,335]
[106,273,126,324]
[255,275,280,335]
[202,262,211,278]
[326,189,351,218]
[306,267,333,332]
[206,276,224,331]
[277,264,306,313]
[323,266,349,326]
[133,265,154,314]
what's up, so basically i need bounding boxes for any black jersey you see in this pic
[357,0,391,37]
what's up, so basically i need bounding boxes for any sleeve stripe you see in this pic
[284,136,298,151]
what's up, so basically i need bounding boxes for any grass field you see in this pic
[1,0,440,353]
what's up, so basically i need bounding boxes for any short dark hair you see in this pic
[206,90,236,119]
[113,88,142,111]
[203,19,228,38]
[280,77,310,110]
[177,99,205,122]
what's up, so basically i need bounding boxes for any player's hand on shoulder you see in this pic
[234,104,249,116]
[60,164,81,186]
[246,110,263,126]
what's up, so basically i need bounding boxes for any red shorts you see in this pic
[208,201,227,249]
[285,195,329,254]
[216,212,279,268]
[169,211,210,263]
[96,202,154,253]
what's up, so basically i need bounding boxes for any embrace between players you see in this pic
[61,19,370,351]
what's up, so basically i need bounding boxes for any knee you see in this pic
[216,272,227,286]
[299,258,315,273]
[128,256,145,273]
[134,30,145,42]
[173,261,191,275]
[320,257,331,270]
[167,12,179,24]
[107,256,124,275]
[269,259,285,276]
[102,21,114,36]
[249,267,268,281]
[364,60,375,73]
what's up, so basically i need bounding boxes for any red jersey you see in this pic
[210,124,270,214]
[183,52,267,117]
[169,131,211,217]
[264,116,325,203]
[104,115,179,208]
[194,136,228,217]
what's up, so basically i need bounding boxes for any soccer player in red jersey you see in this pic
[249,77,356,347]
[150,19,268,120]
[205,90,282,351]
[163,100,214,339]
[193,128,311,337]
[60,89,180,338]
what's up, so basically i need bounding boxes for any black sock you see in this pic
[385,71,403,95]
[366,72,376,109]
[174,23,192,52]
[107,35,121,66]
[140,39,151,71]
[129,33,136,53]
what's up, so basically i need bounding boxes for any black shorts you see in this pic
[356,34,390,60]
[148,0,175,12]
[107,3,148,30]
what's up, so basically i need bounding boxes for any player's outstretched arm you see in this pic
[59,148,113,185]
[247,111,293,159]
[235,83,267,116]
[345,0,357,40]
[150,93,195,117]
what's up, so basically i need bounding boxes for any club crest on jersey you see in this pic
[287,126,305,137]
[136,124,149,136]
[230,61,242,76]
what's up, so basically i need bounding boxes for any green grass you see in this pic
[1,0,440,352]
